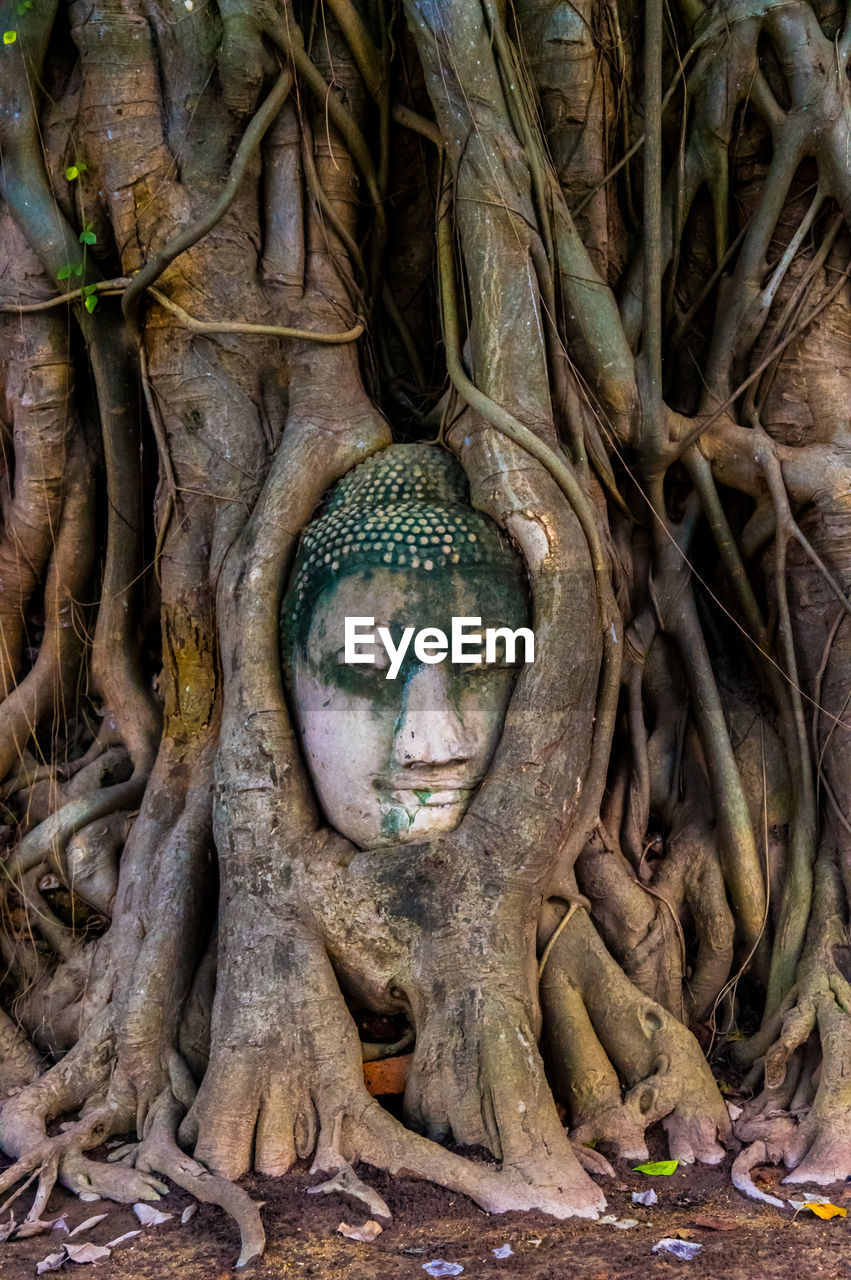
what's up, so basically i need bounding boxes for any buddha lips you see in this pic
[344,616,535,681]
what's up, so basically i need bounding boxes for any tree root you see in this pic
[307,1159,392,1221]
[0,1008,42,1099]
[541,906,730,1164]
[0,1035,263,1261]
[731,1140,787,1209]
[133,1091,265,1267]
[733,847,851,1189]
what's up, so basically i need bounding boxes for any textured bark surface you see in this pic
[0,0,849,1264]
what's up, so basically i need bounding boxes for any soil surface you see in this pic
[1,1141,849,1279]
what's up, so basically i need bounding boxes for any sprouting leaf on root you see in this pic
[3,30,17,42]
[16,2,32,13]
[79,227,97,245]
[633,1160,679,1175]
[57,263,84,280]
[65,163,86,180]
[84,294,98,313]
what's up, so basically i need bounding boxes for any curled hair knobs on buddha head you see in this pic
[280,443,525,654]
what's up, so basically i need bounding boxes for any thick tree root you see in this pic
[731,1141,786,1208]
[541,906,730,1163]
[134,1092,266,1268]
[0,1039,265,1264]
[733,849,851,1189]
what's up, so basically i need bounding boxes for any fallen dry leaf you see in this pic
[35,1252,66,1275]
[105,1230,142,1248]
[180,1204,198,1224]
[67,1214,109,1238]
[652,1238,703,1259]
[691,1215,738,1231]
[807,1203,847,1220]
[133,1203,173,1226]
[65,1241,112,1263]
[12,1219,54,1239]
[337,1219,383,1243]
[633,1159,679,1176]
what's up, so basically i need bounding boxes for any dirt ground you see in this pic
[1,1138,849,1280]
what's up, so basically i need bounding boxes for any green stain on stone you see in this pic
[380,805,409,840]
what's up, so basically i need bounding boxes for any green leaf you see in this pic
[633,1160,679,1176]
[3,30,17,43]
[65,165,79,181]
[84,294,98,313]
[57,263,83,280]
[16,2,32,13]
[79,228,97,246]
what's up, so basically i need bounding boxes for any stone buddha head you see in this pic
[280,444,530,849]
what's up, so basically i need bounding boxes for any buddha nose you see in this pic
[392,664,474,767]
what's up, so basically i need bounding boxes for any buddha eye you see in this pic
[335,644,390,670]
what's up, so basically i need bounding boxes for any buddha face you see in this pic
[291,566,528,848]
